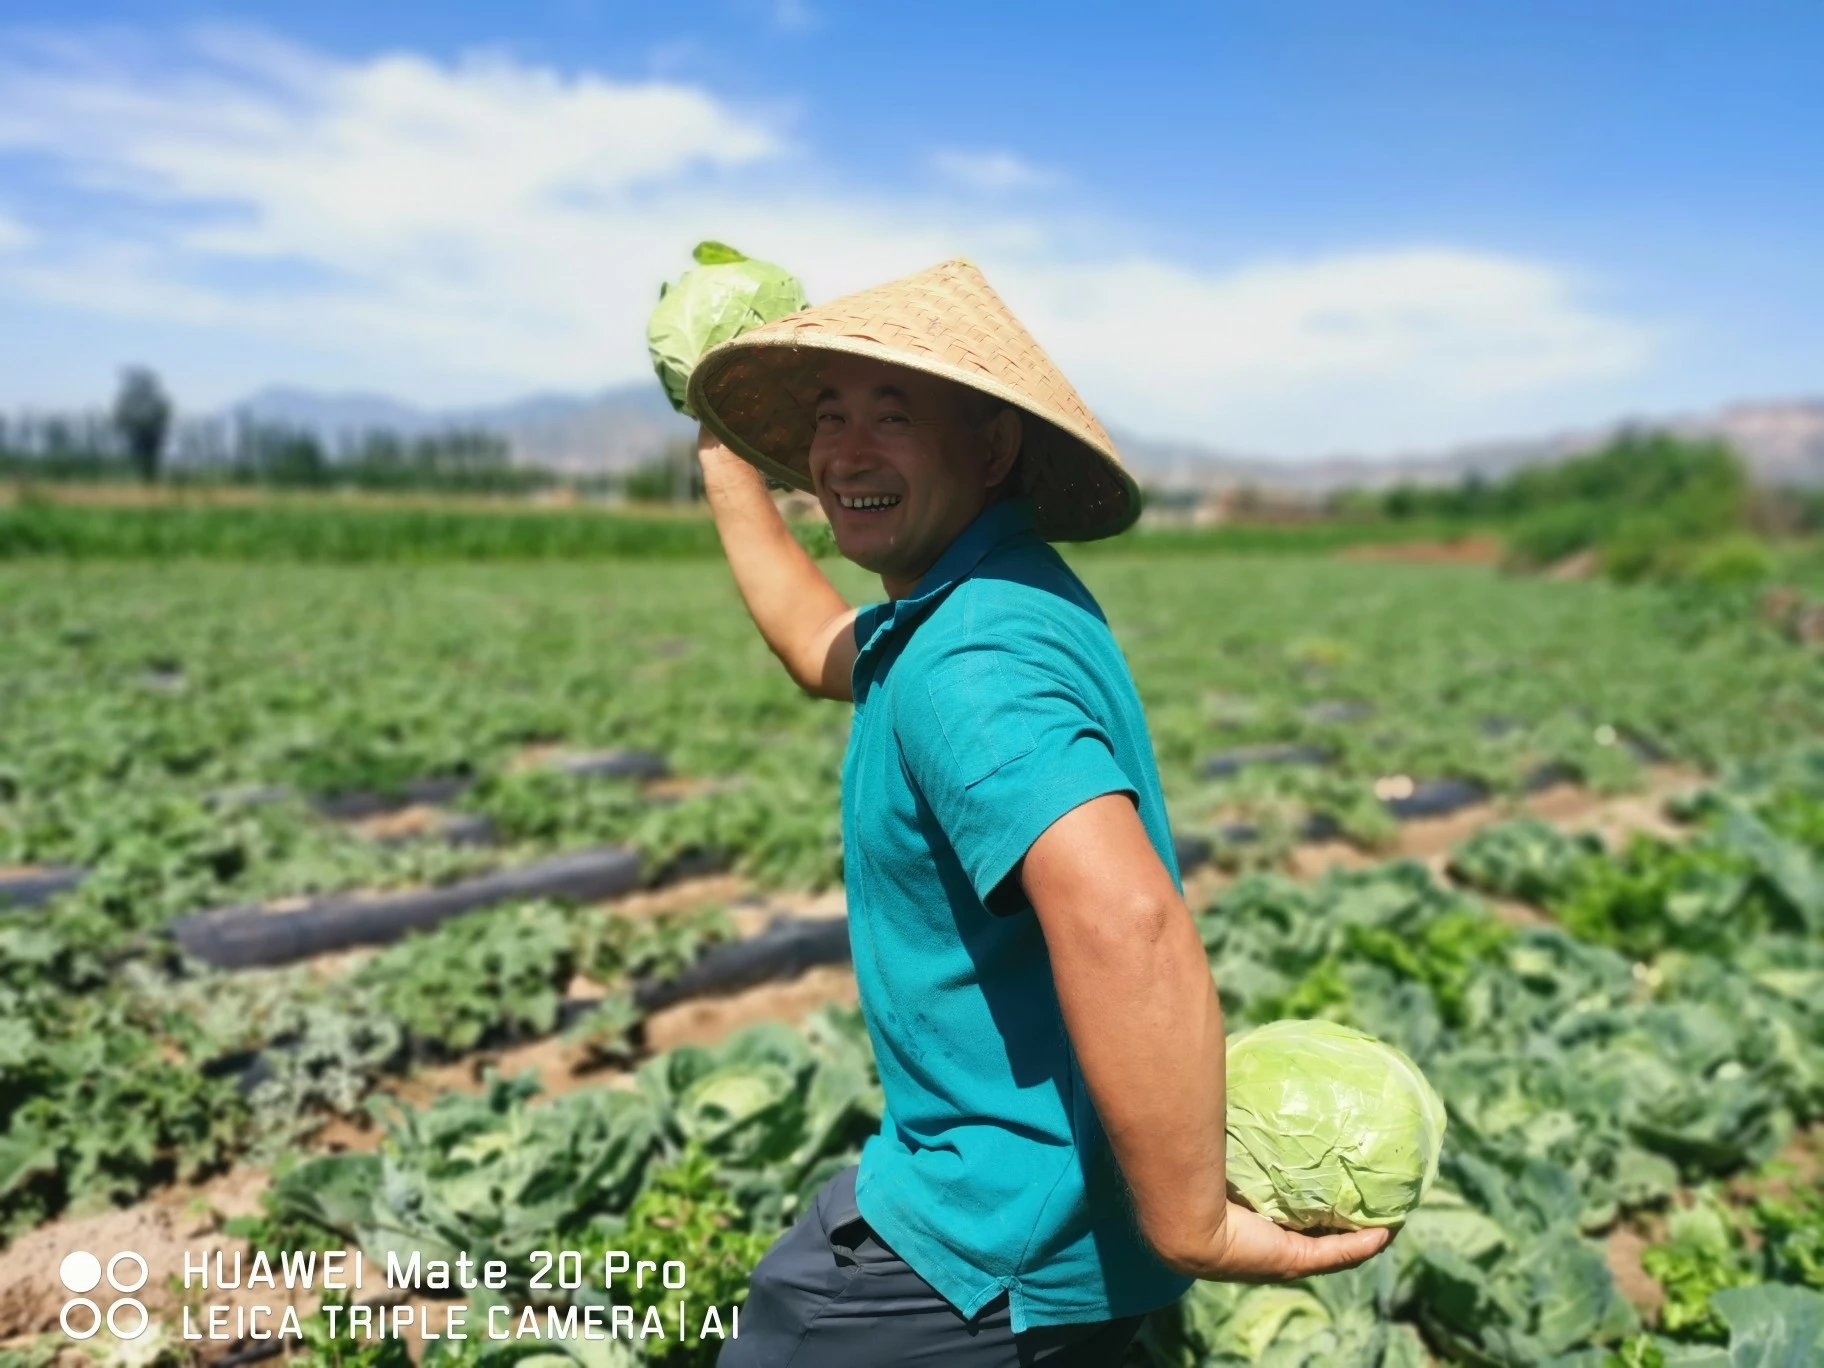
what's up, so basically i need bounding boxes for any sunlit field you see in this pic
[3,548,1822,1365]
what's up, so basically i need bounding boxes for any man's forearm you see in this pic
[697,429,851,692]
[1023,796,1230,1267]
[1029,795,1394,1284]
[1056,891,1231,1270]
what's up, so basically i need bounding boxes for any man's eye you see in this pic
[879,414,909,425]
[814,413,842,426]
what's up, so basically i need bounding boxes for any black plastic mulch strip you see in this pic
[315,775,472,821]
[1383,777,1490,821]
[1174,832,1212,873]
[1300,813,1344,841]
[630,916,852,1015]
[370,812,500,848]
[1523,762,1581,794]
[170,847,645,969]
[214,1342,285,1368]
[205,749,671,821]
[1621,732,1669,764]
[551,750,671,782]
[1299,777,1491,836]
[647,847,735,884]
[217,913,857,1096]
[0,865,86,912]
[1173,825,1270,868]
[1301,764,1588,835]
[1201,743,1334,779]
[1481,716,1669,767]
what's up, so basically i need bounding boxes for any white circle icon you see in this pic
[106,1252,149,1294]
[60,1298,102,1340]
[59,1250,154,1342]
[108,1299,150,1340]
[59,1251,102,1294]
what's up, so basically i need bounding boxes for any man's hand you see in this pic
[696,423,763,492]
[1022,792,1397,1285]
[1169,1202,1393,1282]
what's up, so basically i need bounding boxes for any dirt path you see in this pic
[1288,764,1706,884]
[0,1163,295,1359]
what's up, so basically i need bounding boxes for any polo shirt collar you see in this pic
[853,496,1040,676]
[905,495,1038,603]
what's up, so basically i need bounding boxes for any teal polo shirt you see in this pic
[842,493,1194,1332]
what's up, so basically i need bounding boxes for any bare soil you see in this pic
[1726,1127,1824,1205]
[1605,1219,1667,1320]
[1340,537,1506,566]
[0,1165,294,1354]
[1546,550,1602,581]
[643,964,859,1053]
[347,805,446,842]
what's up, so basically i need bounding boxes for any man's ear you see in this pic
[985,407,1022,487]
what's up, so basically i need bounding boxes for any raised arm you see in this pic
[1020,794,1392,1281]
[696,424,858,702]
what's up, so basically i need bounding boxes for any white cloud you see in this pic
[0,25,1658,455]
[929,149,1062,193]
[990,249,1652,453]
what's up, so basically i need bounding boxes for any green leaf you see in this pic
[1708,1284,1824,1365]
[691,241,748,265]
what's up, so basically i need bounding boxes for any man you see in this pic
[689,260,1388,1366]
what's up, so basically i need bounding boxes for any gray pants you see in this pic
[718,1166,1147,1367]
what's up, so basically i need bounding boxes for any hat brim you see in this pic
[688,333,1143,543]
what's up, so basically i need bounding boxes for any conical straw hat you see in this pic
[686,258,1142,542]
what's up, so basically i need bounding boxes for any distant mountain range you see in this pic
[230,386,1824,491]
[234,382,690,474]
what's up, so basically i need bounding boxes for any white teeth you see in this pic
[840,494,900,510]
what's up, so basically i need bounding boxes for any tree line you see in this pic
[0,367,702,499]
[1340,428,1822,581]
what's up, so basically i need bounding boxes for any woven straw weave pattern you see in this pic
[775,263,1118,450]
[692,259,1138,542]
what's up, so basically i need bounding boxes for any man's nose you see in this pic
[826,422,878,475]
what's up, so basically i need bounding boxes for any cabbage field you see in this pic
[2,548,1822,1367]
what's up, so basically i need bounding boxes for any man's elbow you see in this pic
[768,642,821,697]
[1141,1214,1222,1280]
[784,655,847,702]
[1053,890,1180,961]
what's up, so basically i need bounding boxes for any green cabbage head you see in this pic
[648,241,808,417]
[1226,1019,1447,1231]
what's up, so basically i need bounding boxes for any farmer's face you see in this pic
[805,355,1020,599]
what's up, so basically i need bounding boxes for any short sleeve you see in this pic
[894,643,1139,908]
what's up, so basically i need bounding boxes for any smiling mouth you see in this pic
[835,494,901,512]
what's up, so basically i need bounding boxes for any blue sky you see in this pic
[0,1,1818,458]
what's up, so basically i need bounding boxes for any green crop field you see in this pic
[2,547,1822,1367]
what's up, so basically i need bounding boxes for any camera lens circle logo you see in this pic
[59,1250,150,1340]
